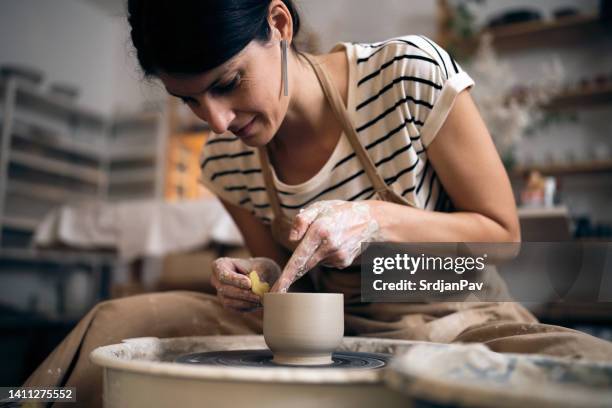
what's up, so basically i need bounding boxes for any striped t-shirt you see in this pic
[199,35,475,225]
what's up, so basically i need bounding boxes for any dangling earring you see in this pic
[281,39,288,96]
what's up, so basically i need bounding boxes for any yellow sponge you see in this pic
[249,271,270,296]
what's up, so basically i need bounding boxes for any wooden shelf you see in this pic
[112,111,162,128]
[10,118,103,161]
[511,159,612,177]
[0,80,107,127]
[450,14,609,55]
[109,169,156,185]
[106,145,157,161]
[2,215,39,231]
[488,14,604,48]
[544,83,612,109]
[10,151,105,184]
[505,83,612,111]
[7,180,94,203]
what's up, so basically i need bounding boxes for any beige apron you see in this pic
[25,53,612,408]
[258,53,532,341]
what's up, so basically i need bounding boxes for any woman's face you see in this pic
[159,40,288,147]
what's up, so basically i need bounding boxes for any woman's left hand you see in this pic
[270,200,382,293]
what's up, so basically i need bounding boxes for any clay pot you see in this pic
[263,292,344,365]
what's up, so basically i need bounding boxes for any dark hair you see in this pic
[127,0,301,76]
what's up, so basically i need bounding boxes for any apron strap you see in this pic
[300,52,390,195]
[256,51,415,229]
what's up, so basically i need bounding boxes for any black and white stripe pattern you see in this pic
[198,35,470,224]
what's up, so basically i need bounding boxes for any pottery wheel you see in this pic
[175,349,390,369]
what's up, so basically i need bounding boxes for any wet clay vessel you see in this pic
[263,293,344,365]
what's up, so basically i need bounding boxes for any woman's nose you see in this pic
[192,97,235,134]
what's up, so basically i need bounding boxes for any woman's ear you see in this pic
[268,0,293,45]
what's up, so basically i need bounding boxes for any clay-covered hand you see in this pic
[211,257,281,312]
[271,200,381,293]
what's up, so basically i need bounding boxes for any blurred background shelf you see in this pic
[543,83,612,109]
[1,215,39,232]
[106,145,157,161]
[1,75,168,249]
[109,168,157,185]
[1,80,106,127]
[112,111,162,128]
[485,14,606,51]
[10,150,105,184]
[11,123,103,160]
[444,13,610,56]
[511,160,612,177]
[7,180,94,203]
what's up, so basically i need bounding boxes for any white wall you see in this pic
[109,16,166,116]
[0,0,117,116]
[297,0,438,51]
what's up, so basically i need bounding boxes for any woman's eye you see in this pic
[212,74,240,95]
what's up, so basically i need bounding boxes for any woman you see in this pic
[26,1,612,406]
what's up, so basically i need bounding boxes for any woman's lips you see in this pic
[235,117,256,139]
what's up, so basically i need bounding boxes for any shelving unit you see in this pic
[438,2,612,178]
[441,11,610,56]
[438,1,612,248]
[0,74,167,326]
[0,76,167,248]
[107,111,167,201]
[1,78,105,247]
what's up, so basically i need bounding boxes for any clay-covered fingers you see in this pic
[288,200,343,242]
[212,257,251,290]
[271,223,330,293]
[211,277,260,303]
[211,257,262,312]
[289,204,322,241]
[319,248,354,269]
[213,275,260,303]
[211,273,261,312]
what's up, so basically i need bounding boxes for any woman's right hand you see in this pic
[211,257,281,312]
